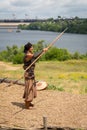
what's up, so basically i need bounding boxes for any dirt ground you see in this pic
[0,83,87,130]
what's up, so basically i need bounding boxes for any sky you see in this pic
[0,0,87,19]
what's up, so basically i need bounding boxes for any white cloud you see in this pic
[0,0,87,19]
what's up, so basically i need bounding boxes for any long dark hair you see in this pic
[24,42,32,53]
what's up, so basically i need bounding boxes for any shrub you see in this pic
[13,53,24,64]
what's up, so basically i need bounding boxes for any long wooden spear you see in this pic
[6,28,68,87]
[25,27,68,72]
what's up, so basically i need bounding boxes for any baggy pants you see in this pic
[23,78,37,102]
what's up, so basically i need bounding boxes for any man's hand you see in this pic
[43,48,48,52]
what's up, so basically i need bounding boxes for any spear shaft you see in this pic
[25,27,68,72]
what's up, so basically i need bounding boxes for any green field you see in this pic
[0,60,87,94]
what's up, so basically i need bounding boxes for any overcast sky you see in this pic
[0,0,87,19]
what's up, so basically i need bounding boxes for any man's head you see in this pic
[24,42,33,53]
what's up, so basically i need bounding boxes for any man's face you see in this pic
[29,46,33,52]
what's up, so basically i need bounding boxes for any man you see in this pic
[23,42,48,109]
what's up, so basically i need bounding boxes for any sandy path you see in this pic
[0,83,87,130]
[0,61,21,70]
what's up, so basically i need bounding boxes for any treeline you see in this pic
[0,41,87,64]
[18,17,87,34]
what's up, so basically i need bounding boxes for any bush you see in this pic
[45,47,71,61]
[13,53,24,64]
[0,42,87,64]
[72,52,80,59]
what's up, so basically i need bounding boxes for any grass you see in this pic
[0,60,87,94]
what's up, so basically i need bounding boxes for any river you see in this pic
[0,29,87,54]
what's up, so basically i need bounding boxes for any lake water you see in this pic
[0,29,87,54]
